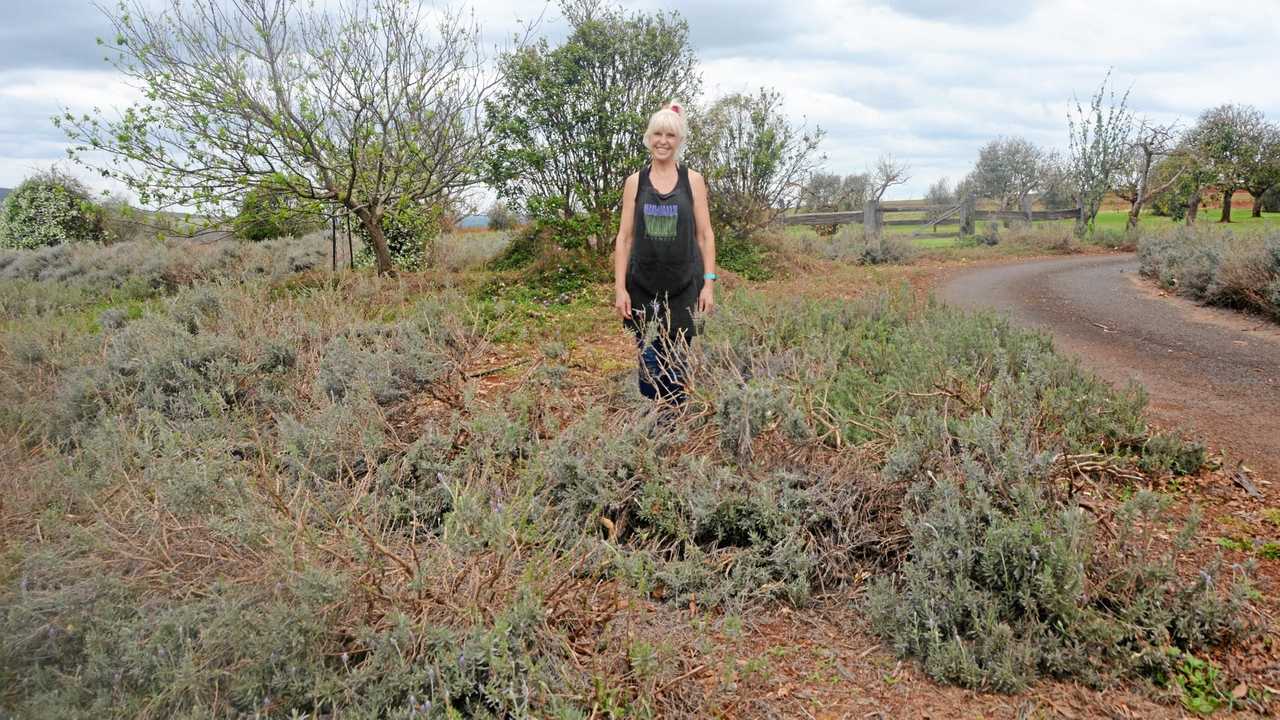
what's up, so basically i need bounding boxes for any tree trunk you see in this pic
[1186,189,1201,225]
[1126,200,1141,231]
[1252,192,1265,218]
[1075,199,1099,239]
[354,206,395,275]
[1219,187,1234,223]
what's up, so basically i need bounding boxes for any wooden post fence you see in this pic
[781,195,1079,239]
[863,197,881,249]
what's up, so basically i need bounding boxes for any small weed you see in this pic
[1172,652,1233,715]
[1262,509,1280,528]
[1215,536,1251,553]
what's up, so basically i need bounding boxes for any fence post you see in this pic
[863,197,881,250]
[960,193,976,236]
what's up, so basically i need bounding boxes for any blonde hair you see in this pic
[642,101,688,158]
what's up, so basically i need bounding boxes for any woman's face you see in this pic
[648,128,680,161]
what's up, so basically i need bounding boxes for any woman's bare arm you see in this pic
[689,170,717,312]
[614,173,639,319]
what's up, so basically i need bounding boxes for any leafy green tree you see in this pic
[1262,184,1280,213]
[1243,121,1280,218]
[1148,152,1215,223]
[484,0,700,253]
[1185,104,1269,223]
[799,171,867,212]
[0,168,105,249]
[57,0,494,274]
[686,88,824,242]
[969,136,1048,215]
[234,175,325,241]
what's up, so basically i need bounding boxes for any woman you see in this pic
[614,102,717,404]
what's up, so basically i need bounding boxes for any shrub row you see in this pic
[1139,226,1280,320]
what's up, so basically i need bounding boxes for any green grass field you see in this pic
[780,208,1280,257]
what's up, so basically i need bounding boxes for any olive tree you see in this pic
[687,88,824,241]
[1243,121,1280,218]
[484,0,699,252]
[969,136,1047,217]
[1067,72,1134,237]
[800,171,867,212]
[1186,104,1269,223]
[57,0,495,274]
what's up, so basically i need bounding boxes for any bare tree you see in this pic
[1113,120,1184,230]
[862,154,909,251]
[869,154,911,202]
[924,176,956,221]
[1067,71,1135,237]
[57,0,497,274]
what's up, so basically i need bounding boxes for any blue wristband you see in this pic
[704,272,717,280]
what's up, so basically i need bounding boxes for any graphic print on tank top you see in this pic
[642,202,679,241]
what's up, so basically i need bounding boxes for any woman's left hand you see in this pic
[697,284,715,314]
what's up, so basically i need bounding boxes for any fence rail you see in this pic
[782,206,1082,227]
[781,196,1082,244]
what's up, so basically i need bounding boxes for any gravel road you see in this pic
[937,253,1280,481]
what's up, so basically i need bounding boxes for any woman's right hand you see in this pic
[614,288,631,320]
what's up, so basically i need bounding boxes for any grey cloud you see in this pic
[0,1,116,71]
[641,0,804,57]
[872,0,1042,25]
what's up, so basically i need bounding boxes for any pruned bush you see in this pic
[857,234,915,265]
[0,168,105,249]
[869,477,1248,693]
[0,234,329,321]
[0,274,1257,716]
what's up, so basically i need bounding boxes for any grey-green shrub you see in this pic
[0,276,1254,716]
[869,472,1249,693]
[1139,226,1280,320]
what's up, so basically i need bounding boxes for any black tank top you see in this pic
[628,164,701,296]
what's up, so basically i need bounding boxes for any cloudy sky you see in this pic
[2,0,1279,199]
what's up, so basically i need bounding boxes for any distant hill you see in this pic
[0,187,11,202]
[457,214,489,228]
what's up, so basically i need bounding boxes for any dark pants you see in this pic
[637,335,688,403]
[625,280,701,405]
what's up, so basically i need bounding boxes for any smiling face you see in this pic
[643,106,687,162]
[647,128,680,161]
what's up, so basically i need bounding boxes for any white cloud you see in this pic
[1,0,1278,201]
